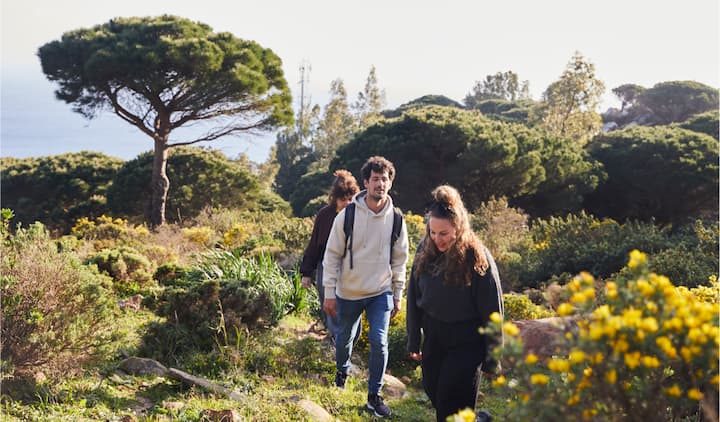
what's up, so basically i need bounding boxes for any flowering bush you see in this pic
[487,250,719,421]
[503,293,555,321]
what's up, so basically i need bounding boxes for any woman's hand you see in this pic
[409,352,422,361]
[301,276,312,289]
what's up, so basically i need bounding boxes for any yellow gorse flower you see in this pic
[525,354,538,365]
[530,374,549,385]
[628,249,647,269]
[605,369,617,383]
[503,321,520,336]
[491,375,506,387]
[557,303,574,316]
[665,384,682,397]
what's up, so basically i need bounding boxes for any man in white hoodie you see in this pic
[322,156,409,418]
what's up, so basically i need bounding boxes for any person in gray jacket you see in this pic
[322,156,409,418]
[406,185,504,422]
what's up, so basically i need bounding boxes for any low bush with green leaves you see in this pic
[141,252,309,362]
[519,212,670,288]
[86,245,155,295]
[1,222,116,380]
[503,293,555,321]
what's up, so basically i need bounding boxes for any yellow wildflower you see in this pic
[645,301,658,313]
[665,384,682,397]
[569,349,586,364]
[583,409,598,420]
[525,354,538,365]
[557,303,574,317]
[624,352,641,369]
[583,367,593,378]
[491,375,506,387]
[530,374,549,385]
[548,359,570,372]
[605,369,617,384]
[687,388,704,400]
[613,338,629,353]
[593,305,611,319]
[636,279,655,297]
[680,347,693,362]
[641,355,660,368]
[456,408,476,422]
[570,292,587,304]
[503,322,520,336]
[628,249,647,269]
[710,374,719,385]
[590,352,604,364]
[567,395,580,406]
[489,312,502,323]
[641,317,658,333]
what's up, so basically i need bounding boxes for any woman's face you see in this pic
[335,195,353,211]
[428,217,457,252]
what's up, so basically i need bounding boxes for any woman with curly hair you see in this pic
[406,185,504,421]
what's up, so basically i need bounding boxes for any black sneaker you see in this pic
[367,393,392,417]
[334,371,347,388]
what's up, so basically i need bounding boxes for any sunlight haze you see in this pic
[2,0,718,161]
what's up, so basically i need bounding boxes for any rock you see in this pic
[119,357,168,376]
[162,401,185,412]
[120,416,137,422]
[382,373,406,399]
[199,409,242,421]
[514,317,576,360]
[167,368,245,402]
[118,294,143,311]
[296,399,334,421]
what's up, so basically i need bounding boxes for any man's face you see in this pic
[364,170,392,202]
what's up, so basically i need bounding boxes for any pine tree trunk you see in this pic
[149,137,170,228]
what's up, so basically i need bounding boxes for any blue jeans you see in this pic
[335,291,393,395]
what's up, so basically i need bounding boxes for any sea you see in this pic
[1,68,276,163]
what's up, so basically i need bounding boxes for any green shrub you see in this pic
[520,212,669,288]
[143,252,308,360]
[153,263,191,286]
[649,219,718,288]
[503,293,555,321]
[472,197,533,291]
[1,223,116,380]
[86,246,155,295]
[193,208,313,258]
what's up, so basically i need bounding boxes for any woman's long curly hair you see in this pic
[414,185,488,287]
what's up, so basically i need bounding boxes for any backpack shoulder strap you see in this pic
[342,203,355,269]
[389,207,403,263]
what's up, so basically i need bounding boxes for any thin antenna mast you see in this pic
[298,60,311,142]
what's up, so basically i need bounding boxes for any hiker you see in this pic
[322,156,409,418]
[406,185,504,422]
[300,169,360,342]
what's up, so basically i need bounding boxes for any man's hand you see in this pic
[409,352,422,361]
[323,298,337,318]
[390,299,401,319]
[301,276,312,289]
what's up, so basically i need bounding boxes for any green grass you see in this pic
[1,311,442,421]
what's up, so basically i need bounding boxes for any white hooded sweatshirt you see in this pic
[322,190,409,301]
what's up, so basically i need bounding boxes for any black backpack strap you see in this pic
[342,203,355,269]
[390,207,403,263]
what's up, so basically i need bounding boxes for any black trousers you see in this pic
[421,315,486,422]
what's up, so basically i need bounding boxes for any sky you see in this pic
[1,0,718,162]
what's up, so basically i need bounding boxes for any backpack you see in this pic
[341,202,403,269]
